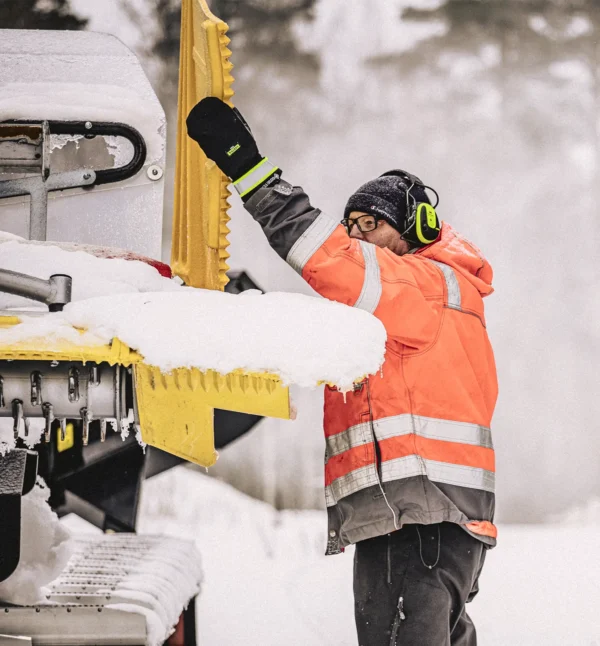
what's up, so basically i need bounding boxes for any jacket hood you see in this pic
[417,223,494,297]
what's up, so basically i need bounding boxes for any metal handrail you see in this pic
[0,269,72,312]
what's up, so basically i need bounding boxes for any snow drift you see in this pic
[0,478,72,605]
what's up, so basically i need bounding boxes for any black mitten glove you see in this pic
[186,97,280,199]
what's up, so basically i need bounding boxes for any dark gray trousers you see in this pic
[353,522,487,646]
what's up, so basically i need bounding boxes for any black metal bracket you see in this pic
[2,119,147,186]
[47,121,147,185]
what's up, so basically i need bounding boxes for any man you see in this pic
[187,97,498,646]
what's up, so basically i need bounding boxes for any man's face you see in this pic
[346,211,410,256]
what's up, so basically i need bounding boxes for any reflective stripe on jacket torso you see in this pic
[244,179,498,554]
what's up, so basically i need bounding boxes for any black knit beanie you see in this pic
[344,173,430,233]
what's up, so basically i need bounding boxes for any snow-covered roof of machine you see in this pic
[0,237,387,390]
[0,30,165,164]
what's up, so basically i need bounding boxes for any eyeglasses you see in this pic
[340,214,381,236]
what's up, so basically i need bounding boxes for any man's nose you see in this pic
[348,226,364,240]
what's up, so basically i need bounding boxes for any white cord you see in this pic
[366,380,400,531]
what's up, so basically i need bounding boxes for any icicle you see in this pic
[0,440,14,457]
[342,390,347,404]
[120,417,130,441]
[135,425,146,452]
[120,409,135,441]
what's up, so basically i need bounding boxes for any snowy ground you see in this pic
[119,466,600,646]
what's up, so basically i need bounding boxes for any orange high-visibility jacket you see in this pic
[244,179,498,555]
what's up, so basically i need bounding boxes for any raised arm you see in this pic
[187,99,439,348]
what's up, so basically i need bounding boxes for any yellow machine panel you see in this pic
[0,316,290,468]
[134,366,290,467]
[0,319,140,365]
[57,422,75,453]
[171,0,234,291]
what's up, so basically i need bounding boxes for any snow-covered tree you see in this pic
[0,0,87,30]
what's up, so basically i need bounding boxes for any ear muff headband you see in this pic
[380,169,441,246]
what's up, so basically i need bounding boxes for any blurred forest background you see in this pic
[2,0,598,524]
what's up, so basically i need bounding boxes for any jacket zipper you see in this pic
[386,534,392,585]
[365,378,382,479]
[399,354,426,478]
[389,596,406,646]
[366,378,400,530]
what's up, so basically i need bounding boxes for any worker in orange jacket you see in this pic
[187,98,498,646]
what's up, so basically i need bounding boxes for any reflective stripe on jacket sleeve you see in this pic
[286,212,339,274]
[288,220,383,314]
[353,241,382,314]
[291,222,440,347]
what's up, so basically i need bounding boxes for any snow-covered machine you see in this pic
[0,1,293,643]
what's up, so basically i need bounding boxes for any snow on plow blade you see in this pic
[0,316,290,468]
[171,0,234,291]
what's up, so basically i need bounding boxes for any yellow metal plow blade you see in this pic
[0,317,141,365]
[171,0,234,290]
[134,366,290,467]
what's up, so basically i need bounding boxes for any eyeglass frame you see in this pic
[340,213,383,236]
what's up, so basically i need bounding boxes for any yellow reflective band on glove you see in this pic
[233,158,279,197]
